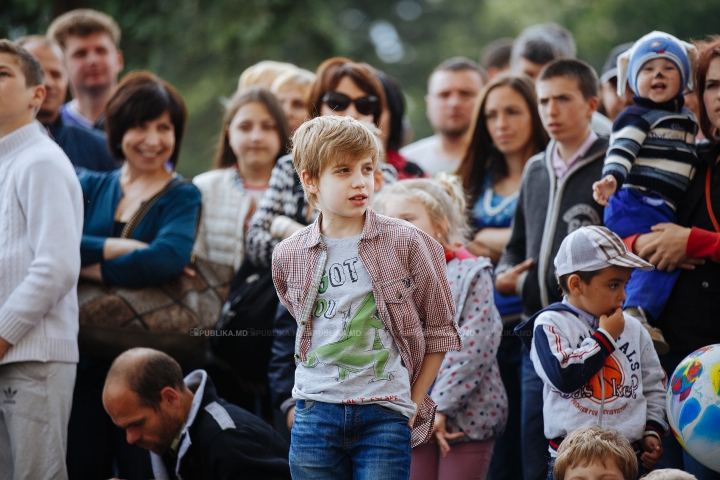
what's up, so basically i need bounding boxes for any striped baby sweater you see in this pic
[602,95,698,208]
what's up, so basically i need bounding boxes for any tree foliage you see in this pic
[3,0,720,177]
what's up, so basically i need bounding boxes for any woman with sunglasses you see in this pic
[245,57,393,268]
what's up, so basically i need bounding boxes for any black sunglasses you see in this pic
[322,91,379,117]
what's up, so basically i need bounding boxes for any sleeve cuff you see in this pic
[515,270,528,297]
[623,234,641,254]
[279,397,296,415]
[687,226,720,260]
[594,329,617,352]
[645,420,667,438]
[0,310,34,345]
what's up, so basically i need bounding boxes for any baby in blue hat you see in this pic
[592,31,698,353]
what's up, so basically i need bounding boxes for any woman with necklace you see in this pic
[455,73,548,480]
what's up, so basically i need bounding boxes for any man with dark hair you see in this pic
[103,348,291,480]
[482,37,514,82]
[17,36,117,171]
[400,56,485,175]
[511,23,612,135]
[47,9,123,132]
[496,58,609,480]
[0,39,83,480]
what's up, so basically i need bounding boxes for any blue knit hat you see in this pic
[616,31,696,97]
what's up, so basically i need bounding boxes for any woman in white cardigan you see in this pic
[193,87,290,270]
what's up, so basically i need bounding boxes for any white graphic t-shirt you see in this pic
[293,234,415,418]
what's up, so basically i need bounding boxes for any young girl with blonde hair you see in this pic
[376,175,507,480]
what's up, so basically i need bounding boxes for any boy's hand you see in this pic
[599,307,624,340]
[495,258,534,296]
[640,435,663,470]
[408,403,418,430]
[433,412,465,457]
[592,176,617,206]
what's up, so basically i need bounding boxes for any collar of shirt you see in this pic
[304,207,383,247]
[561,296,600,330]
[551,130,598,180]
[63,99,96,130]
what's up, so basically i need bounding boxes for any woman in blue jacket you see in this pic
[67,71,201,480]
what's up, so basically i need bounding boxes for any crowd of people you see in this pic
[1,7,720,480]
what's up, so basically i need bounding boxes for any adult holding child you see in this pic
[454,73,548,480]
[68,71,201,480]
[631,37,720,480]
[193,87,290,271]
[376,176,507,480]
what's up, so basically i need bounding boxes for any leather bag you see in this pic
[77,180,234,366]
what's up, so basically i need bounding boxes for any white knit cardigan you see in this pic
[192,168,256,270]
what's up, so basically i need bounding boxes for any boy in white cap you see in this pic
[592,32,698,353]
[515,226,667,479]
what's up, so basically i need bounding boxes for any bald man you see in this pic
[103,348,290,480]
[17,35,116,171]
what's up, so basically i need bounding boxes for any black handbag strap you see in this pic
[121,177,186,239]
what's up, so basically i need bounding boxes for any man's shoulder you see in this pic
[399,135,438,157]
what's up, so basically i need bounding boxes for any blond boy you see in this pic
[553,426,638,480]
[271,115,461,479]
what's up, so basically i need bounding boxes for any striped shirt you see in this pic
[602,96,698,208]
[272,208,462,447]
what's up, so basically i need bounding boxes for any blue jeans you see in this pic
[488,329,524,480]
[604,188,679,322]
[290,400,412,480]
[522,350,548,480]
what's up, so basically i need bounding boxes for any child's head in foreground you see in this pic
[292,115,380,212]
[617,31,696,104]
[535,58,600,145]
[373,174,469,249]
[641,469,698,479]
[553,426,638,480]
[555,226,653,318]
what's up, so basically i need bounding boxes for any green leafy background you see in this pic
[4,0,720,177]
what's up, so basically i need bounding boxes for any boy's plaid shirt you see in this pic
[272,208,462,447]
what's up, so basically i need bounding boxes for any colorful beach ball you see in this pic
[666,344,720,473]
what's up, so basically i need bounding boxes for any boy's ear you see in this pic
[586,96,599,116]
[300,170,318,194]
[373,168,382,193]
[566,273,585,296]
[29,84,46,112]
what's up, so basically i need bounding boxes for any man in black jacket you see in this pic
[17,35,117,172]
[103,348,291,480]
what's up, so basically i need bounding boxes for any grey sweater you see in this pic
[497,137,608,318]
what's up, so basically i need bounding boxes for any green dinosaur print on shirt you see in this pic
[302,292,392,383]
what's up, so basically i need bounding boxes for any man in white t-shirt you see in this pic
[400,57,485,176]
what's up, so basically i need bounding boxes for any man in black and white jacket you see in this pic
[103,348,291,480]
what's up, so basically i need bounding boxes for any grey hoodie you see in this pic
[497,137,609,318]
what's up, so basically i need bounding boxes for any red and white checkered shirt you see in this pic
[272,208,462,447]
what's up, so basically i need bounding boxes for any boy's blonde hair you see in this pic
[553,426,638,480]
[238,60,296,91]
[642,469,698,480]
[292,116,380,208]
[271,68,316,94]
[374,174,470,248]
